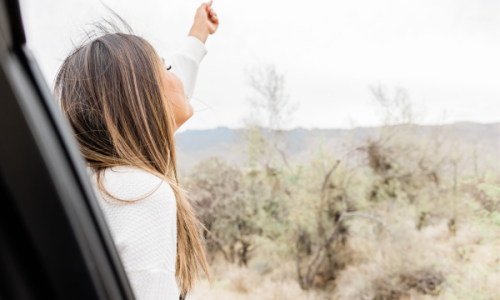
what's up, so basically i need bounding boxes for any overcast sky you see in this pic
[19,0,499,130]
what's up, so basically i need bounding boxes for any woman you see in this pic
[55,2,219,299]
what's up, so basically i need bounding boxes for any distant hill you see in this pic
[176,122,499,171]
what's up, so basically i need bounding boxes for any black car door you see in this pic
[0,1,135,299]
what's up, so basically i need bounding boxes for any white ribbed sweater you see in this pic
[91,36,207,300]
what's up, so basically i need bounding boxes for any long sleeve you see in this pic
[168,36,207,100]
[92,167,179,300]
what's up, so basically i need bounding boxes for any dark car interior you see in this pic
[0,0,134,299]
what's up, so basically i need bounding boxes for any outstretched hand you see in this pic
[189,1,219,44]
[199,1,219,34]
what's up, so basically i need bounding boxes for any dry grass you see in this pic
[188,262,325,300]
[187,216,499,300]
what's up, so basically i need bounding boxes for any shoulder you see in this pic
[91,166,177,248]
[90,166,179,280]
[94,166,175,203]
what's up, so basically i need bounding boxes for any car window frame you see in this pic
[0,1,135,299]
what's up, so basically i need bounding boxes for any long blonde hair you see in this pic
[54,22,209,296]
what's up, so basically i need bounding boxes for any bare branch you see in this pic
[307,252,326,287]
[321,160,341,192]
[295,229,305,289]
[304,240,323,286]
[276,147,297,177]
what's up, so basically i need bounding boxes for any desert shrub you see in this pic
[187,158,257,264]
[183,81,499,299]
[187,157,291,265]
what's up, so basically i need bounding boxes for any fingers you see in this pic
[202,1,212,10]
[198,1,218,26]
[200,1,217,19]
[212,15,219,26]
[207,4,217,21]
[210,13,218,23]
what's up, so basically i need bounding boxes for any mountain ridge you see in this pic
[176,122,499,170]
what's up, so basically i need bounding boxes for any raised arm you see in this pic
[169,1,218,99]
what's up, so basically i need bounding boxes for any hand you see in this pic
[199,1,219,34]
[188,1,219,44]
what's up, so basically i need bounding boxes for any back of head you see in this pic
[55,29,176,174]
[54,19,209,296]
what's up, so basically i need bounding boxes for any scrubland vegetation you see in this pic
[184,66,499,300]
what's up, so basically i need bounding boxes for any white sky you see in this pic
[19,0,500,130]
